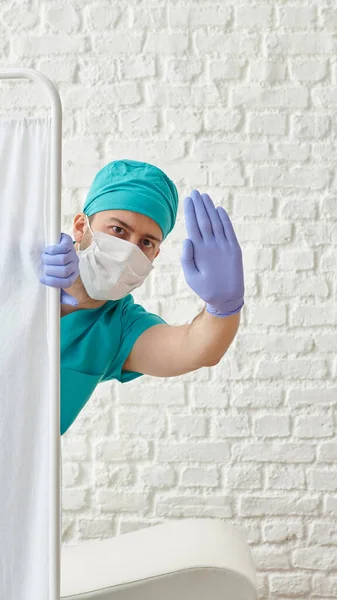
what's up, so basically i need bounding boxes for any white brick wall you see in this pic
[2,2,337,598]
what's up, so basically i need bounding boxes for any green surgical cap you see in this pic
[83,160,179,239]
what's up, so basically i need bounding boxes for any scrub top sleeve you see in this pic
[103,299,166,384]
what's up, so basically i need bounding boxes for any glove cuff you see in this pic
[206,298,244,318]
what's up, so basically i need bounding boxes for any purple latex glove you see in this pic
[180,190,244,317]
[40,233,79,306]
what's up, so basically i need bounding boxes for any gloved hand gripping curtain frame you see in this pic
[0,68,62,600]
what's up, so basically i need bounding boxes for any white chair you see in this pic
[61,518,258,599]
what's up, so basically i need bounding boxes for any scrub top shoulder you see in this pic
[61,295,165,435]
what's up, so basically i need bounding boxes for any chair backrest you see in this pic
[61,518,258,599]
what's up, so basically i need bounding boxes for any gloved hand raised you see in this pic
[40,233,79,306]
[180,190,244,317]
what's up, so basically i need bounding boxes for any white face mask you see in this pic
[77,218,154,301]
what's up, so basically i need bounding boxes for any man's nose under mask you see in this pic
[77,220,154,301]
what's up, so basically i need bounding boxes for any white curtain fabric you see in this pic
[0,117,51,600]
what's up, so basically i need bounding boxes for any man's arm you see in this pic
[124,190,244,378]
[122,309,240,377]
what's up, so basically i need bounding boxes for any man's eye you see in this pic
[142,239,153,248]
[112,226,124,235]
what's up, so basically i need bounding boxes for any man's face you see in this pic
[74,209,163,262]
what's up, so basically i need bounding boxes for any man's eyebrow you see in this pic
[106,217,162,243]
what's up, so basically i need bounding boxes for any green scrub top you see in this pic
[61,295,165,435]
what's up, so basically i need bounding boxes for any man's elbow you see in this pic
[201,352,226,368]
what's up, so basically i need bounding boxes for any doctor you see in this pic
[41,160,244,435]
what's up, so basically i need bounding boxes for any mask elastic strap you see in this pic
[75,215,94,251]
[85,214,94,237]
